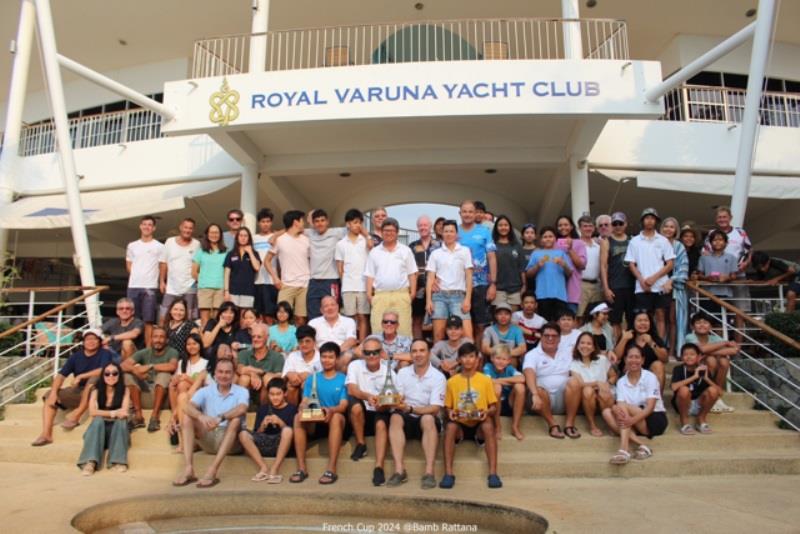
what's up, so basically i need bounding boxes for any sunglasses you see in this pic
[598,223,610,227]
[104,371,119,377]
[363,349,381,357]
[117,306,133,310]
[382,320,398,325]
[228,217,242,222]
[612,221,625,226]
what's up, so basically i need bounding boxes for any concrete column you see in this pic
[33,0,100,326]
[0,0,36,261]
[248,0,269,73]
[731,0,778,227]
[241,163,259,230]
[561,0,583,59]
[569,156,590,221]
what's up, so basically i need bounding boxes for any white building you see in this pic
[0,0,798,293]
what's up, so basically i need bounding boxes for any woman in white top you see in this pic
[602,344,668,465]
[425,220,473,342]
[568,332,616,437]
[579,302,617,363]
[167,333,209,450]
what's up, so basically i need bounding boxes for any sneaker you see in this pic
[131,417,146,430]
[372,467,386,487]
[147,418,160,433]
[421,474,437,490]
[711,398,735,413]
[81,462,96,477]
[386,471,408,487]
[351,443,368,462]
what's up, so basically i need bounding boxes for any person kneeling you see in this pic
[239,377,297,483]
[441,342,502,489]
[290,342,348,485]
[172,358,248,488]
[671,343,720,435]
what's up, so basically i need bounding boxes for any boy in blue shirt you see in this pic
[290,342,348,485]
[480,304,526,366]
[483,344,525,441]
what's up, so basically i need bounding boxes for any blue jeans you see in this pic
[432,291,470,320]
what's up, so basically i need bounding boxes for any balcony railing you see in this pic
[18,108,164,157]
[191,18,628,78]
[662,84,800,128]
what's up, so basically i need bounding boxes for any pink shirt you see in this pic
[273,233,310,287]
[556,238,586,305]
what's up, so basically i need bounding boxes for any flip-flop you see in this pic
[289,470,308,483]
[61,419,80,430]
[548,425,565,439]
[171,475,198,487]
[196,477,220,488]
[31,437,53,447]
[318,470,338,485]
[251,471,271,482]
[564,426,581,439]
[267,474,283,484]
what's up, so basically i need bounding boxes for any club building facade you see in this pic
[0,0,799,296]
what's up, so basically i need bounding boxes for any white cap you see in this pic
[589,303,610,315]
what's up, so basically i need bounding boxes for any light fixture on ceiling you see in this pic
[586,0,598,8]
[745,8,757,17]
[484,168,497,174]
[339,172,351,177]
[414,3,424,10]
[118,38,128,46]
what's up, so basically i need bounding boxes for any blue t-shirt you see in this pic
[482,363,520,400]
[303,371,348,408]
[269,324,297,353]
[526,249,571,302]
[191,383,249,426]
[483,324,525,349]
[458,224,496,287]
[59,348,115,386]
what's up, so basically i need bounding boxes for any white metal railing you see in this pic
[18,108,164,157]
[662,84,800,128]
[191,18,629,78]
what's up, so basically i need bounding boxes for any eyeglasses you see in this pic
[382,319,398,325]
[598,223,611,227]
[542,334,559,339]
[104,371,119,377]
[612,221,625,227]
[228,217,242,222]
[363,349,382,357]
[117,306,133,310]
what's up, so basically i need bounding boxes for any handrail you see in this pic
[687,281,800,352]
[1,285,103,294]
[0,286,108,341]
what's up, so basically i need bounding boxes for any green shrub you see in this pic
[0,322,25,356]
[764,311,800,358]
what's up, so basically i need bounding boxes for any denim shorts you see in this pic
[432,291,470,321]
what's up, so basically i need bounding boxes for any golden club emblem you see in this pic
[209,78,240,126]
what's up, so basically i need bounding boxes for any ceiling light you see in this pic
[414,3,424,10]
[339,172,351,177]
[118,39,128,46]
[745,8,757,17]
[586,0,598,8]
[484,169,497,174]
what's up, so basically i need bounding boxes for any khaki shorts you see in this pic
[578,280,605,316]
[123,371,172,390]
[197,425,243,455]
[198,288,225,310]
[492,290,522,308]
[342,291,370,316]
[278,285,308,317]
[46,378,98,410]
[229,294,255,309]
[371,290,412,337]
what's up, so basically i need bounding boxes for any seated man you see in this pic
[172,358,248,488]
[32,329,114,446]
[345,336,395,485]
[440,342,502,490]
[101,297,144,359]
[121,326,178,432]
[281,325,321,405]
[290,342,348,485]
[480,304,526,366]
[750,251,799,312]
[237,323,284,404]
[430,315,472,377]
[353,311,412,367]
[308,295,357,371]
[684,312,739,413]
[484,344,526,441]
[512,294,546,351]
[522,322,577,439]
[389,339,446,489]
[671,343,721,435]
[239,377,297,483]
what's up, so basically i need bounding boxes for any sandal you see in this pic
[289,470,308,483]
[564,426,581,439]
[267,474,283,484]
[319,470,338,485]
[61,419,80,430]
[196,477,220,489]
[31,436,53,447]
[695,422,712,434]
[609,449,631,465]
[251,471,271,482]
[548,425,565,439]
[634,444,653,460]
[172,475,198,487]
[679,424,696,435]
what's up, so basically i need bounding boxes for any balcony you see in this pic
[662,84,800,128]
[191,18,629,78]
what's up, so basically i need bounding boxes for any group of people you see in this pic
[31,199,797,486]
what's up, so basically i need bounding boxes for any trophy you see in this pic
[377,355,402,408]
[300,371,326,422]
[456,376,483,421]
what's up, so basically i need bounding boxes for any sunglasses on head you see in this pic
[104,371,119,377]
[363,349,381,357]
[382,319,398,325]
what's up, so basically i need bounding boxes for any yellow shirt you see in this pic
[445,372,498,427]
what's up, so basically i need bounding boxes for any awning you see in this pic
[0,177,238,229]
[597,170,800,200]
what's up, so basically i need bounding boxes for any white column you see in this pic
[731,0,778,227]
[241,163,259,230]
[0,0,36,261]
[248,0,269,73]
[33,0,100,326]
[561,0,583,59]
[569,156,590,221]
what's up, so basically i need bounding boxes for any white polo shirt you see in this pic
[364,242,417,291]
[522,344,572,394]
[308,315,357,348]
[396,364,446,412]
[335,234,369,292]
[624,231,676,293]
[345,359,395,412]
[558,329,581,355]
[425,243,473,292]
[281,350,321,377]
[616,369,665,412]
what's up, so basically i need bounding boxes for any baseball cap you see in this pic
[445,316,463,329]
[640,207,660,221]
[83,328,103,340]
[611,212,627,223]
[494,303,513,313]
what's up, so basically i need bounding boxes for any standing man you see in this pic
[577,215,603,321]
[160,218,201,324]
[336,209,371,340]
[266,210,311,325]
[305,209,347,320]
[600,212,636,340]
[253,208,279,323]
[408,215,439,339]
[369,207,389,246]
[458,200,497,343]
[126,215,165,347]
[595,214,612,239]
[389,339,446,489]
[365,218,418,337]
[625,208,675,340]
[223,209,244,250]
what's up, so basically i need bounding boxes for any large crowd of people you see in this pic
[30,200,800,489]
